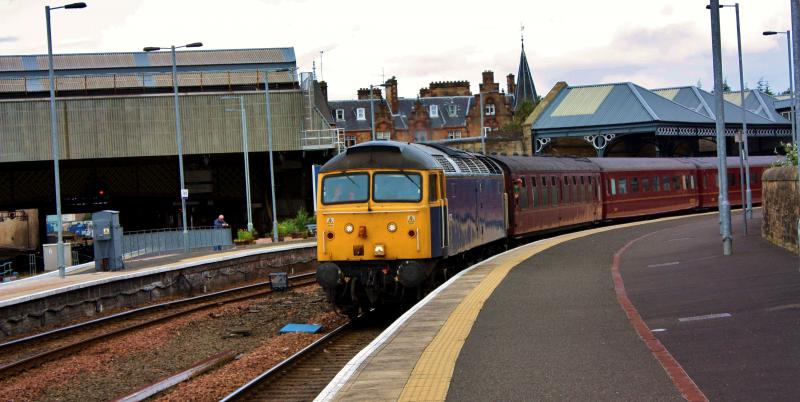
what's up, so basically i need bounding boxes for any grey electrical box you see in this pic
[92,210,124,272]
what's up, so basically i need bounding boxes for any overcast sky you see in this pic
[1,0,795,100]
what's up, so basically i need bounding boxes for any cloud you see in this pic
[0,36,19,44]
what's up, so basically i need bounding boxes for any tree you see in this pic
[756,77,775,95]
[696,78,703,89]
[502,99,536,134]
[781,88,792,95]
[722,77,731,92]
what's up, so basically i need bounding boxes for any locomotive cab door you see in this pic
[428,172,448,257]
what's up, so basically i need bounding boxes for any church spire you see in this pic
[514,25,538,109]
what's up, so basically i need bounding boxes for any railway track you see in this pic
[0,272,317,377]
[220,312,392,402]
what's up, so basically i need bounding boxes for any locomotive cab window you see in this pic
[429,174,439,202]
[322,173,369,204]
[373,172,422,202]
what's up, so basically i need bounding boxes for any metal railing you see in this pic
[301,128,344,150]
[122,227,233,259]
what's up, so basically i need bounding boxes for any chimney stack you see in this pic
[385,76,398,113]
[319,81,329,104]
[506,74,516,95]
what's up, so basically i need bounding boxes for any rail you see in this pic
[0,272,317,377]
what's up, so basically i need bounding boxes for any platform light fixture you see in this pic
[143,41,203,252]
[46,2,88,279]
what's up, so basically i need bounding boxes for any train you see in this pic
[314,140,776,316]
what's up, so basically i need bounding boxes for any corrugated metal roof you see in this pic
[0,70,293,93]
[0,48,295,73]
[550,85,613,116]
[653,86,789,125]
[656,88,680,101]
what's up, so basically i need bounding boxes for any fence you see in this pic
[122,227,233,259]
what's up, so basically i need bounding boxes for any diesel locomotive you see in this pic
[315,140,775,315]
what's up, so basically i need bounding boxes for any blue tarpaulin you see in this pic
[279,323,322,334]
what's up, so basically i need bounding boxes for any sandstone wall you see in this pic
[762,167,799,254]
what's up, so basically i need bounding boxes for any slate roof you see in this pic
[329,96,473,132]
[514,42,537,109]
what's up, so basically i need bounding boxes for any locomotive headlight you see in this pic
[374,243,386,256]
[344,223,354,234]
[387,222,397,232]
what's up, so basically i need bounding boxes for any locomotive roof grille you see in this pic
[476,156,503,174]
[432,154,457,173]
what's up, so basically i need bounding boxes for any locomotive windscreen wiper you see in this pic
[400,171,421,190]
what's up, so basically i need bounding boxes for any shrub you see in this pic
[773,142,798,167]
[237,229,254,241]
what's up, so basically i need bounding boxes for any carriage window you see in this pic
[322,173,369,204]
[519,178,529,209]
[531,176,538,208]
[663,176,671,191]
[429,174,438,202]
[551,177,559,205]
[641,178,649,193]
[652,176,660,192]
[618,178,628,195]
[690,175,696,189]
[610,179,617,196]
[373,172,422,202]
[563,178,570,203]
[681,175,687,190]
[631,177,639,193]
[702,174,707,189]
[672,176,679,191]
[541,177,549,208]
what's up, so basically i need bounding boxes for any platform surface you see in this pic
[0,240,314,308]
[317,210,799,401]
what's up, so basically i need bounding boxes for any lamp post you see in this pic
[709,0,733,255]
[143,42,203,252]
[763,31,796,146]
[221,96,253,232]
[712,2,751,234]
[263,67,296,242]
[46,2,87,279]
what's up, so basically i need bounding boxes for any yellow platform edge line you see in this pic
[397,211,717,401]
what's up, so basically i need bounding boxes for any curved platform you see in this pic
[316,210,799,401]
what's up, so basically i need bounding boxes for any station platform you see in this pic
[316,210,800,401]
[0,240,315,308]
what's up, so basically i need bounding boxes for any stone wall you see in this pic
[762,166,799,254]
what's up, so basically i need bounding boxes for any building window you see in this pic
[356,108,366,120]
[414,131,427,142]
[376,131,391,141]
[448,130,462,139]
[485,103,496,116]
[447,104,458,117]
[429,105,438,118]
[335,109,345,121]
[345,135,357,147]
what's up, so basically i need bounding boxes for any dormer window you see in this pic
[485,103,496,116]
[356,108,366,120]
[429,104,438,118]
[336,109,345,121]
[447,104,458,117]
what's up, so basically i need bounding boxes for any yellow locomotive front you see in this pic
[315,142,448,315]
